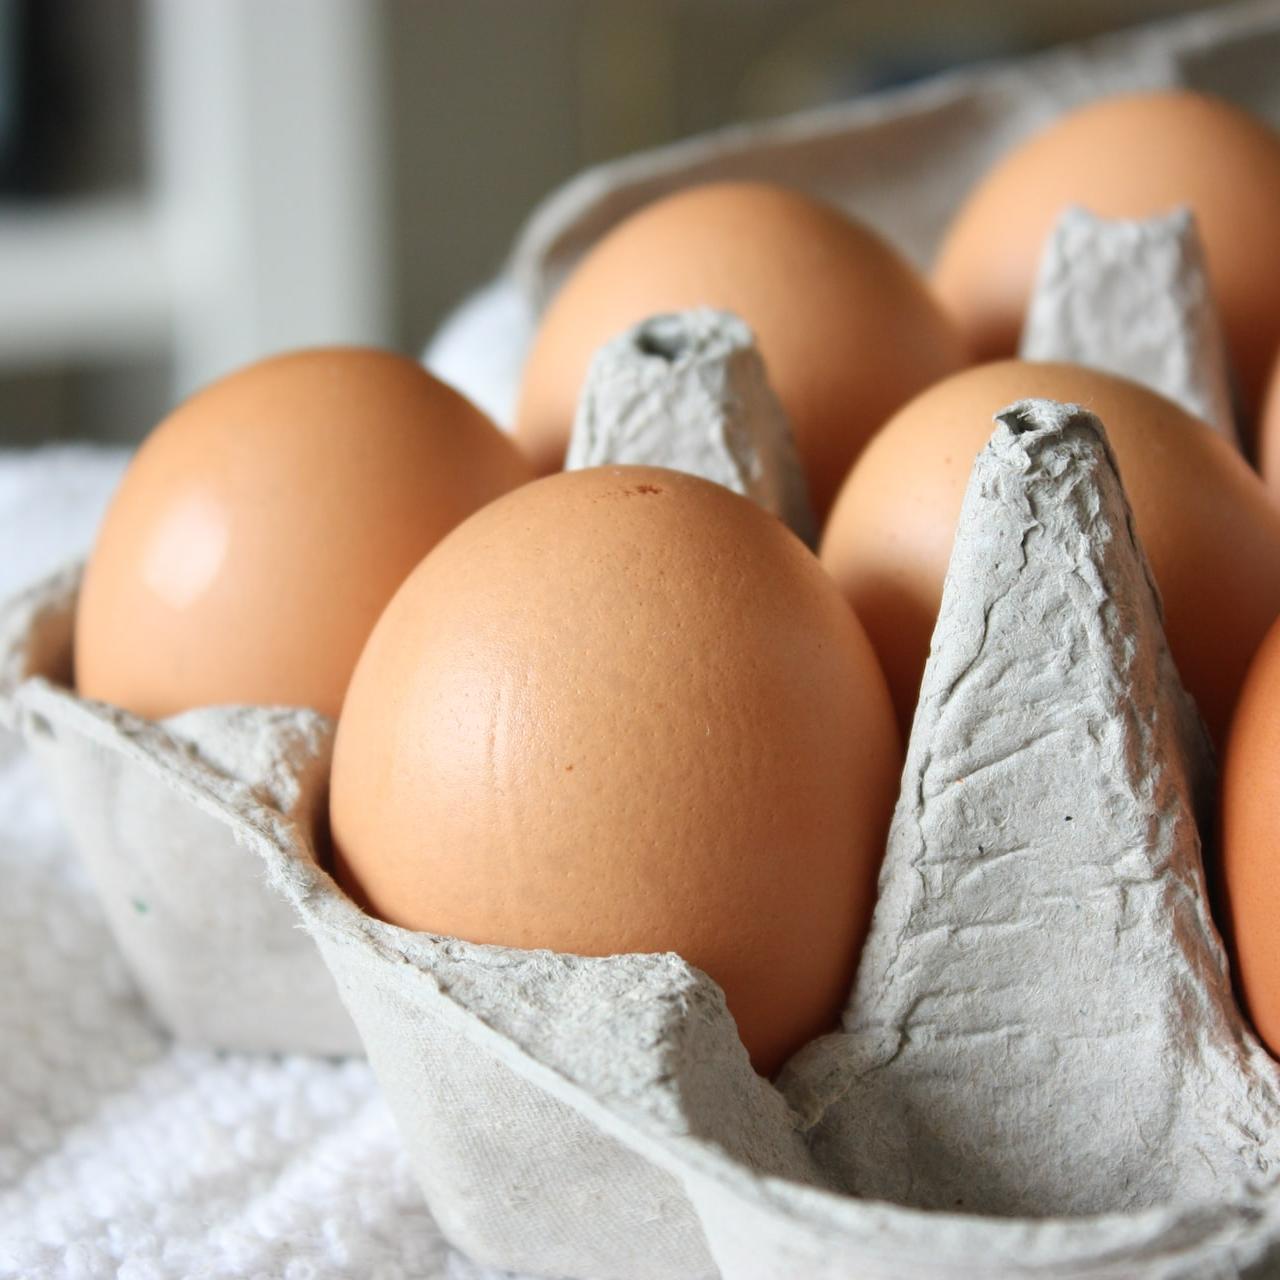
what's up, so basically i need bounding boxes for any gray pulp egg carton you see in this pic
[7,241,1279,1279]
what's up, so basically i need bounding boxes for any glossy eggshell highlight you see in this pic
[75,348,533,720]
[1222,613,1280,1056]
[932,91,1280,428]
[515,181,967,517]
[330,465,902,1077]
[820,361,1280,747]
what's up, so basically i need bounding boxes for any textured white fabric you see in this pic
[0,447,502,1280]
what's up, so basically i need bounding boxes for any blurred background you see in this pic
[0,0,1241,446]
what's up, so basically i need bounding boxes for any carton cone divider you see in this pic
[787,397,1280,1217]
[1020,207,1237,441]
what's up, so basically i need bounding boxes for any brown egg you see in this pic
[932,91,1280,432]
[1221,613,1280,1056]
[820,361,1280,747]
[515,181,967,517]
[1257,348,1280,499]
[75,348,533,720]
[330,465,902,1076]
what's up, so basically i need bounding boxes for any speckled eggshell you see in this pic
[75,348,533,720]
[515,181,967,517]
[1222,611,1280,1057]
[329,465,902,1077]
[820,360,1280,747]
[932,91,1280,433]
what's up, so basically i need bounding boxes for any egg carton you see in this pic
[4,221,1276,1279]
[2,6,1280,1277]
